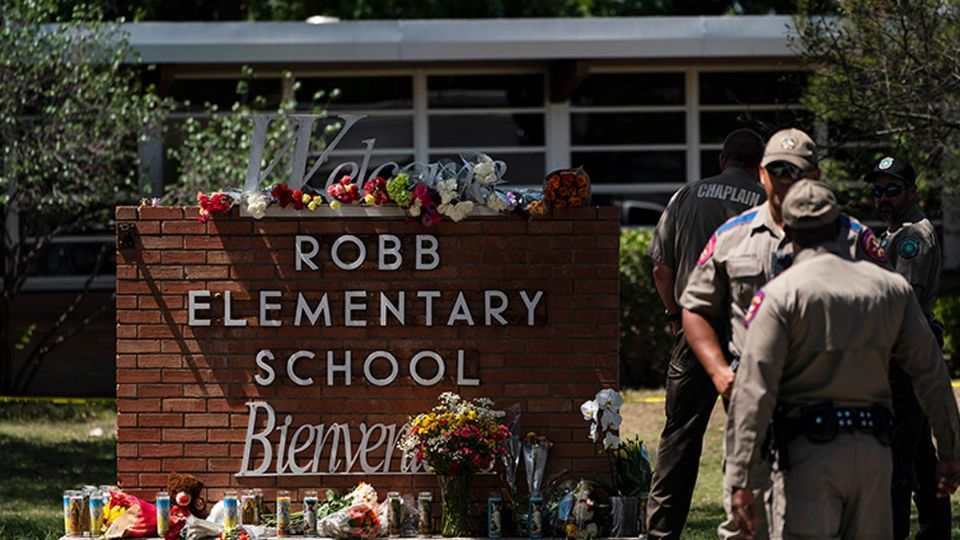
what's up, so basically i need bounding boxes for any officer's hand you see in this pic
[712,366,736,399]
[935,460,960,497]
[731,487,756,539]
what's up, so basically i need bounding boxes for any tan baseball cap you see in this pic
[781,179,839,229]
[761,128,818,170]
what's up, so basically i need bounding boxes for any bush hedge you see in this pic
[619,229,674,388]
[618,228,960,387]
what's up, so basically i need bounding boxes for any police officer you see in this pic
[646,129,767,539]
[726,180,960,539]
[865,156,949,539]
[680,129,887,540]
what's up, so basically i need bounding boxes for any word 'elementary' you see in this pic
[187,233,545,328]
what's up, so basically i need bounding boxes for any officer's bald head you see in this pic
[720,129,764,168]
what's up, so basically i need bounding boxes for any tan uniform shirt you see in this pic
[724,245,960,488]
[882,203,941,315]
[648,167,766,304]
[680,203,888,360]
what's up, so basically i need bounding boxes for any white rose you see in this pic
[409,197,423,217]
[245,193,268,220]
[486,193,507,212]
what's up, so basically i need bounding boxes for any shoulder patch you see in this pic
[697,234,718,265]
[898,236,921,259]
[859,228,888,263]
[716,210,758,236]
[744,291,765,329]
[840,214,864,233]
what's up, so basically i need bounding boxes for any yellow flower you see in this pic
[302,193,312,204]
[364,193,377,205]
[329,200,342,209]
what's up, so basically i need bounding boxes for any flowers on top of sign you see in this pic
[191,143,588,225]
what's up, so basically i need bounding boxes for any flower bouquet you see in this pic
[543,167,590,209]
[317,482,383,539]
[400,392,510,536]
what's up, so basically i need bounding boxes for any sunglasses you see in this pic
[872,184,905,198]
[765,162,805,181]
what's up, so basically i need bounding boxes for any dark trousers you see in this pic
[890,364,952,540]
[646,332,718,540]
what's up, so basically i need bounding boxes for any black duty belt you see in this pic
[768,402,893,472]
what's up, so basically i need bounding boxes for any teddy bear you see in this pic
[167,472,208,518]
[164,472,208,539]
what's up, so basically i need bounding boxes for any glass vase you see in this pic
[438,474,473,537]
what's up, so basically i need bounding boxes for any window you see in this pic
[570,72,687,190]
[427,74,546,186]
[698,70,810,177]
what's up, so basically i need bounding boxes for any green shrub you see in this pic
[935,294,960,376]
[619,229,674,388]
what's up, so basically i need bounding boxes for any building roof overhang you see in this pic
[124,16,797,64]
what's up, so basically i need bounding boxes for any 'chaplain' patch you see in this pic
[898,237,921,259]
[744,291,765,328]
[860,229,887,263]
[697,234,717,265]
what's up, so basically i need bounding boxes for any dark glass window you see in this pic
[699,71,808,105]
[427,75,544,108]
[571,112,685,145]
[297,76,413,110]
[700,110,814,144]
[32,240,115,277]
[167,78,283,111]
[572,151,686,184]
[700,150,723,179]
[572,73,685,106]
[429,153,545,184]
[430,114,544,147]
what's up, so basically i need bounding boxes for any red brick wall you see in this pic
[115,205,620,508]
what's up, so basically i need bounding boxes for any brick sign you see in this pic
[115,206,620,501]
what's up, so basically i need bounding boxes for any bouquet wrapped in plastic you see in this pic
[103,490,158,538]
[318,483,383,539]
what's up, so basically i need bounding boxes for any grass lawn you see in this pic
[1,394,959,539]
[0,402,117,540]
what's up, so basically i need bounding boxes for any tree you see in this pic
[793,0,960,206]
[60,0,798,21]
[0,0,162,393]
[163,66,335,204]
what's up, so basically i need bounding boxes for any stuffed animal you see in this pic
[167,472,208,518]
[165,472,208,539]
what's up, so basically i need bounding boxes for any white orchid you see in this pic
[245,193,269,220]
[595,388,624,411]
[588,421,598,442]
[602,432,620,450]
[580,399,599,421]
[600,410,622,431]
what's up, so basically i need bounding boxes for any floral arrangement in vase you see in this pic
[399,392,510,536]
